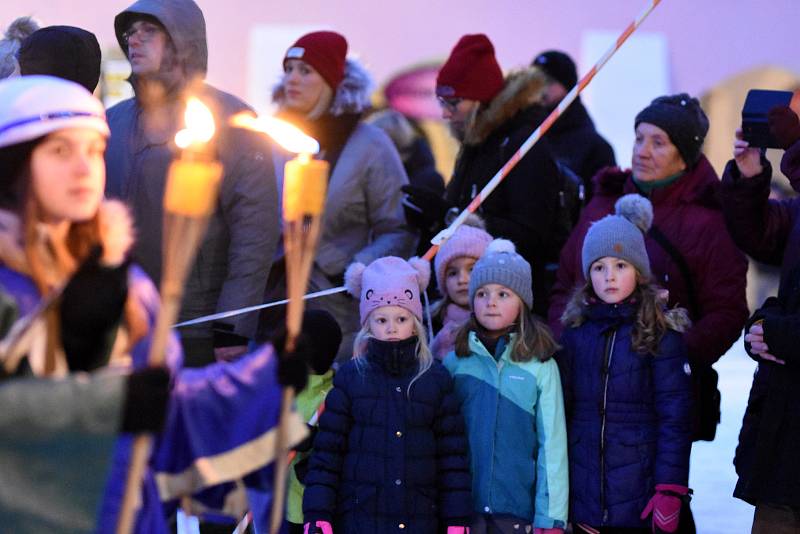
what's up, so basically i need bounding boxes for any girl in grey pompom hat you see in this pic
[559,194,693,533]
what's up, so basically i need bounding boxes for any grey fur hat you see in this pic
[582,194,653,278]
[468,239,533,310]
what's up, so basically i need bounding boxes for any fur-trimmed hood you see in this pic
[463,66,549,146]
[272,57,374,116]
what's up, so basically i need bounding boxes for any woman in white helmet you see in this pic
[0,75,307,533]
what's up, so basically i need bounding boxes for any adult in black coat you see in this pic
[721,109,800,532]
[421,34,566,317]
[532,50,616,199]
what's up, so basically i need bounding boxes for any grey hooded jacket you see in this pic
[105,0,279,343]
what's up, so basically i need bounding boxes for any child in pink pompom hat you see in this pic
[430,216,493,359]
[302,256,472,533]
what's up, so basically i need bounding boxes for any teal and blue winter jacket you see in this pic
[443,332,568,529]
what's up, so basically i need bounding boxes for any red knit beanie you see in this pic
[437,34,504,103]
[284,31,348,90]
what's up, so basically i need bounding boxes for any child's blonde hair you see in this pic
[353,313,433,397]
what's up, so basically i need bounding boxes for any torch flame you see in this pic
[175,97,216,148]
[230,113,320,155]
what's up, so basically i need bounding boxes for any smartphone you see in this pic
[742,89,794,149]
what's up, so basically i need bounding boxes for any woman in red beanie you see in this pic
[262,31,415,364]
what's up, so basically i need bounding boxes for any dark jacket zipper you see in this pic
[599,329,617,525]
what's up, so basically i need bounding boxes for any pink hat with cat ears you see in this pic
[345,256,430,325]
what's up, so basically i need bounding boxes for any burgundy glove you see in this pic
[640,484,690,533]
[304,521,333,534]
[768,105,800,149]
[534,528,564,534]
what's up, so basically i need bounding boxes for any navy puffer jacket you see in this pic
[302,337,471,533]
[558,301,692,528]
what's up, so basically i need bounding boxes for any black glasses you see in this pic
[437,96,463,113]
[122,23,162,44]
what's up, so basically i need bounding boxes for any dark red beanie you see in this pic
[436,34,504,103]
[284,31,348,90]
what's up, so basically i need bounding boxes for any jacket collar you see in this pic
[367,336,419,376]
[594,156,721,209]
[468,330,517,362]
[463,67,549,146]
[584,298,637,329]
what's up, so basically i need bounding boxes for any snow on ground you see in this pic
[690,335,757,533]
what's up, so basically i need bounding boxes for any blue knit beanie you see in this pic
[469,239,533,310]
[582,194,653,278]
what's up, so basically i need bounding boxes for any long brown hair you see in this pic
[454,302,560,362]
[561,279,690,355]
[9,145,149,373]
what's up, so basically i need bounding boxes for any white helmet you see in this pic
[0,75,109,149]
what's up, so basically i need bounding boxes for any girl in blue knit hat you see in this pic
[559,194,694,534]
[444,238,568,534]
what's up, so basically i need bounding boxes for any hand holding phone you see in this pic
[742,89,794,149]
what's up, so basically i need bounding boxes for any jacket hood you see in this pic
[463,66,548,146]
[114,0,207,78]
[595,155,721,209]
[272,57,374,116]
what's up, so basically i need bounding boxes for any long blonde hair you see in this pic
[353,314,433,398]
[561,279,690,355]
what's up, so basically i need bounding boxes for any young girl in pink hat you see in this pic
[302,256,471,534]
[430,216,493,360]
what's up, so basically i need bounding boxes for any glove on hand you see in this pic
[121,367,171,434]
[768,105,800,149]
[304,521,333,534]
[640,484,690,534]
[447,527,470,534]
[534,529,564,534]
[60,245,129,372]
[272,329,311,392]
[401,184,452,232]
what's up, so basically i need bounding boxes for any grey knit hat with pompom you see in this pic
[468,238,533,310]
[582,194,653,278]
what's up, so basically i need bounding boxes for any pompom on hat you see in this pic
[0,75,108,149]
[345,256,431,325]
[468,239,533,310]
[284,31,348,90]
[433,215,492,294]
[582,194,653,278]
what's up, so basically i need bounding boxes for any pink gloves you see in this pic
[304,521,333,534]
[640,484,690,533]
[447,527,470,534]
[534,528,564,534]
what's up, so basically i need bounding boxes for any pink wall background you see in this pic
[2,0,797,102]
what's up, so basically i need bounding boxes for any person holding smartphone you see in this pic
[720,103,800,533]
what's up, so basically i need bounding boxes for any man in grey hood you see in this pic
[105,0,279,367]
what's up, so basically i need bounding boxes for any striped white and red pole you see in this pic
[424,0,663,261]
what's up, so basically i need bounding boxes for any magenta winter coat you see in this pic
[548,156,748,368]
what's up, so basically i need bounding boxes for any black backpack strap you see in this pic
[648,225,700,319]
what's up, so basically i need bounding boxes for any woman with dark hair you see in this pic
[549,93,749,442]
[263,30,415,363]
